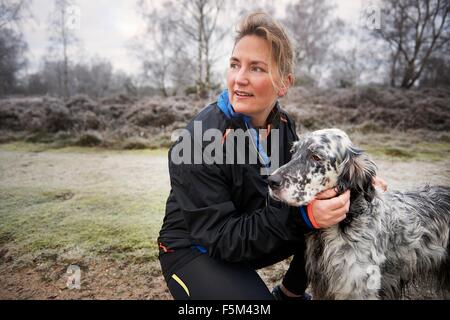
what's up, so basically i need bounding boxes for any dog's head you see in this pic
[268,128,377,206]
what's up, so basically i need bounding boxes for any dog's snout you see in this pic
[268,174,283,189]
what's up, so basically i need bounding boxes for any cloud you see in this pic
[23,0,145,74]
[22,0,363,76]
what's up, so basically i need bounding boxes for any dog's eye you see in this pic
[312,154,322,161]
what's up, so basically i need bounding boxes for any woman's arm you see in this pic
[169,160,308,262]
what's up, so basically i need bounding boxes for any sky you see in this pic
[22,0,365,77]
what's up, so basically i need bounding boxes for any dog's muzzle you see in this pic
[268,173,283,190]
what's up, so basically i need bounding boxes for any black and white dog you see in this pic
[269,128,450,299]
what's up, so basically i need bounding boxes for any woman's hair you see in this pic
[234,12,295,90]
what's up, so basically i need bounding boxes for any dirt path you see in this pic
[2,149,448,194]
[0,148,449,299]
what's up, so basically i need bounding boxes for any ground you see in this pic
[0,142,449,299]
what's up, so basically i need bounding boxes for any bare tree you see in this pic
[283,0,344,81]
[0,0,31,28]
[71,58,113,98]
[47,0,80,99]
[26,57,133,98]
[326,48,362,88]
[0,28,27,94]
[132,1,193,97]
[0,0,31,95]
[133,0,227,98]
[419,36,450,86]
[375,0,450,88]
[174,0,227,98]
[420,55,450,86]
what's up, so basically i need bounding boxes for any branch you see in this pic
[0,0,26,28]
[409,0,449,86]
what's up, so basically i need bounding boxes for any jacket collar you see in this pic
[217,89,282,129]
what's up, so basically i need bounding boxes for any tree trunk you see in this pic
[61,5,69,100]
[400,61,415,88]
[390,49,400,87]
[196,2,205,99]
[205,43,211,98]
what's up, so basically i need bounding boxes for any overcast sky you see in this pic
[23,0,365,76]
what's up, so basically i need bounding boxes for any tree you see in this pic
[0,0,31,95]
[26,72,47,95]
[47,0,80,99]
[0,27,27,94]
[375,0,450,88]
[173,0,227,98]
[26,57,133,98]
[132,0,193,97]
[419,54,450,87]
[133,0,227,98]
[283,0,343,82]
[0,0,30,28]
[326,48,362,88]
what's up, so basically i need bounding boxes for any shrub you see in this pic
[75,131,103,147]
[121,137,150,150]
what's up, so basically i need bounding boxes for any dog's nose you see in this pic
[268,174,283,189]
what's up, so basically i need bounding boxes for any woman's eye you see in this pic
[251,66,263,72]
[230,63,239,69]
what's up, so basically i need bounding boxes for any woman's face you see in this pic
[227,35,283,127]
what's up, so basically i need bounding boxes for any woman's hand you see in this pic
[309,189,350,228]
[309,176,386,228]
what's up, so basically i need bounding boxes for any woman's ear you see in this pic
[278,74,294,97]
[337,145,377,202]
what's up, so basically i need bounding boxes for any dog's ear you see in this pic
[337,145,377,202]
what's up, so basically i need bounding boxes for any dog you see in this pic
[268,128,450,299]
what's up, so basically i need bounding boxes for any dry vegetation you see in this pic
[1,86,449,150]
[0,94,205,149]
[0,86,449,300]
[282,86,450,132]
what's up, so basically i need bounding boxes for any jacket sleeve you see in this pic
[169,160,311,263]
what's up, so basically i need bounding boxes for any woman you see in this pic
[157,12,351,300]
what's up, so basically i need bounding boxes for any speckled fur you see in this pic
[270,129,450,299]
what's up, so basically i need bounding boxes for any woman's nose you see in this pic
[235,68,249,86]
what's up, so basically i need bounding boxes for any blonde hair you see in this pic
[234,12,295,91]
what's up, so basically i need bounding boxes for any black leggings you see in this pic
[159,242,308,300]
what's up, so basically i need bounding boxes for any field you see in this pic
[1,86,449,299]
[0,134,449,299]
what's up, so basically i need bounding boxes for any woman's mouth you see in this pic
[234,90,254,99]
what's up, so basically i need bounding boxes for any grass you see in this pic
[0,141,168,156]
[18,130,174,151]
[362,142,450,161]
[0,132,449,270]
[0,185,166,266]
[349,131,450,162]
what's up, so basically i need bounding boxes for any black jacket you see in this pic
[158,100,310,264]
